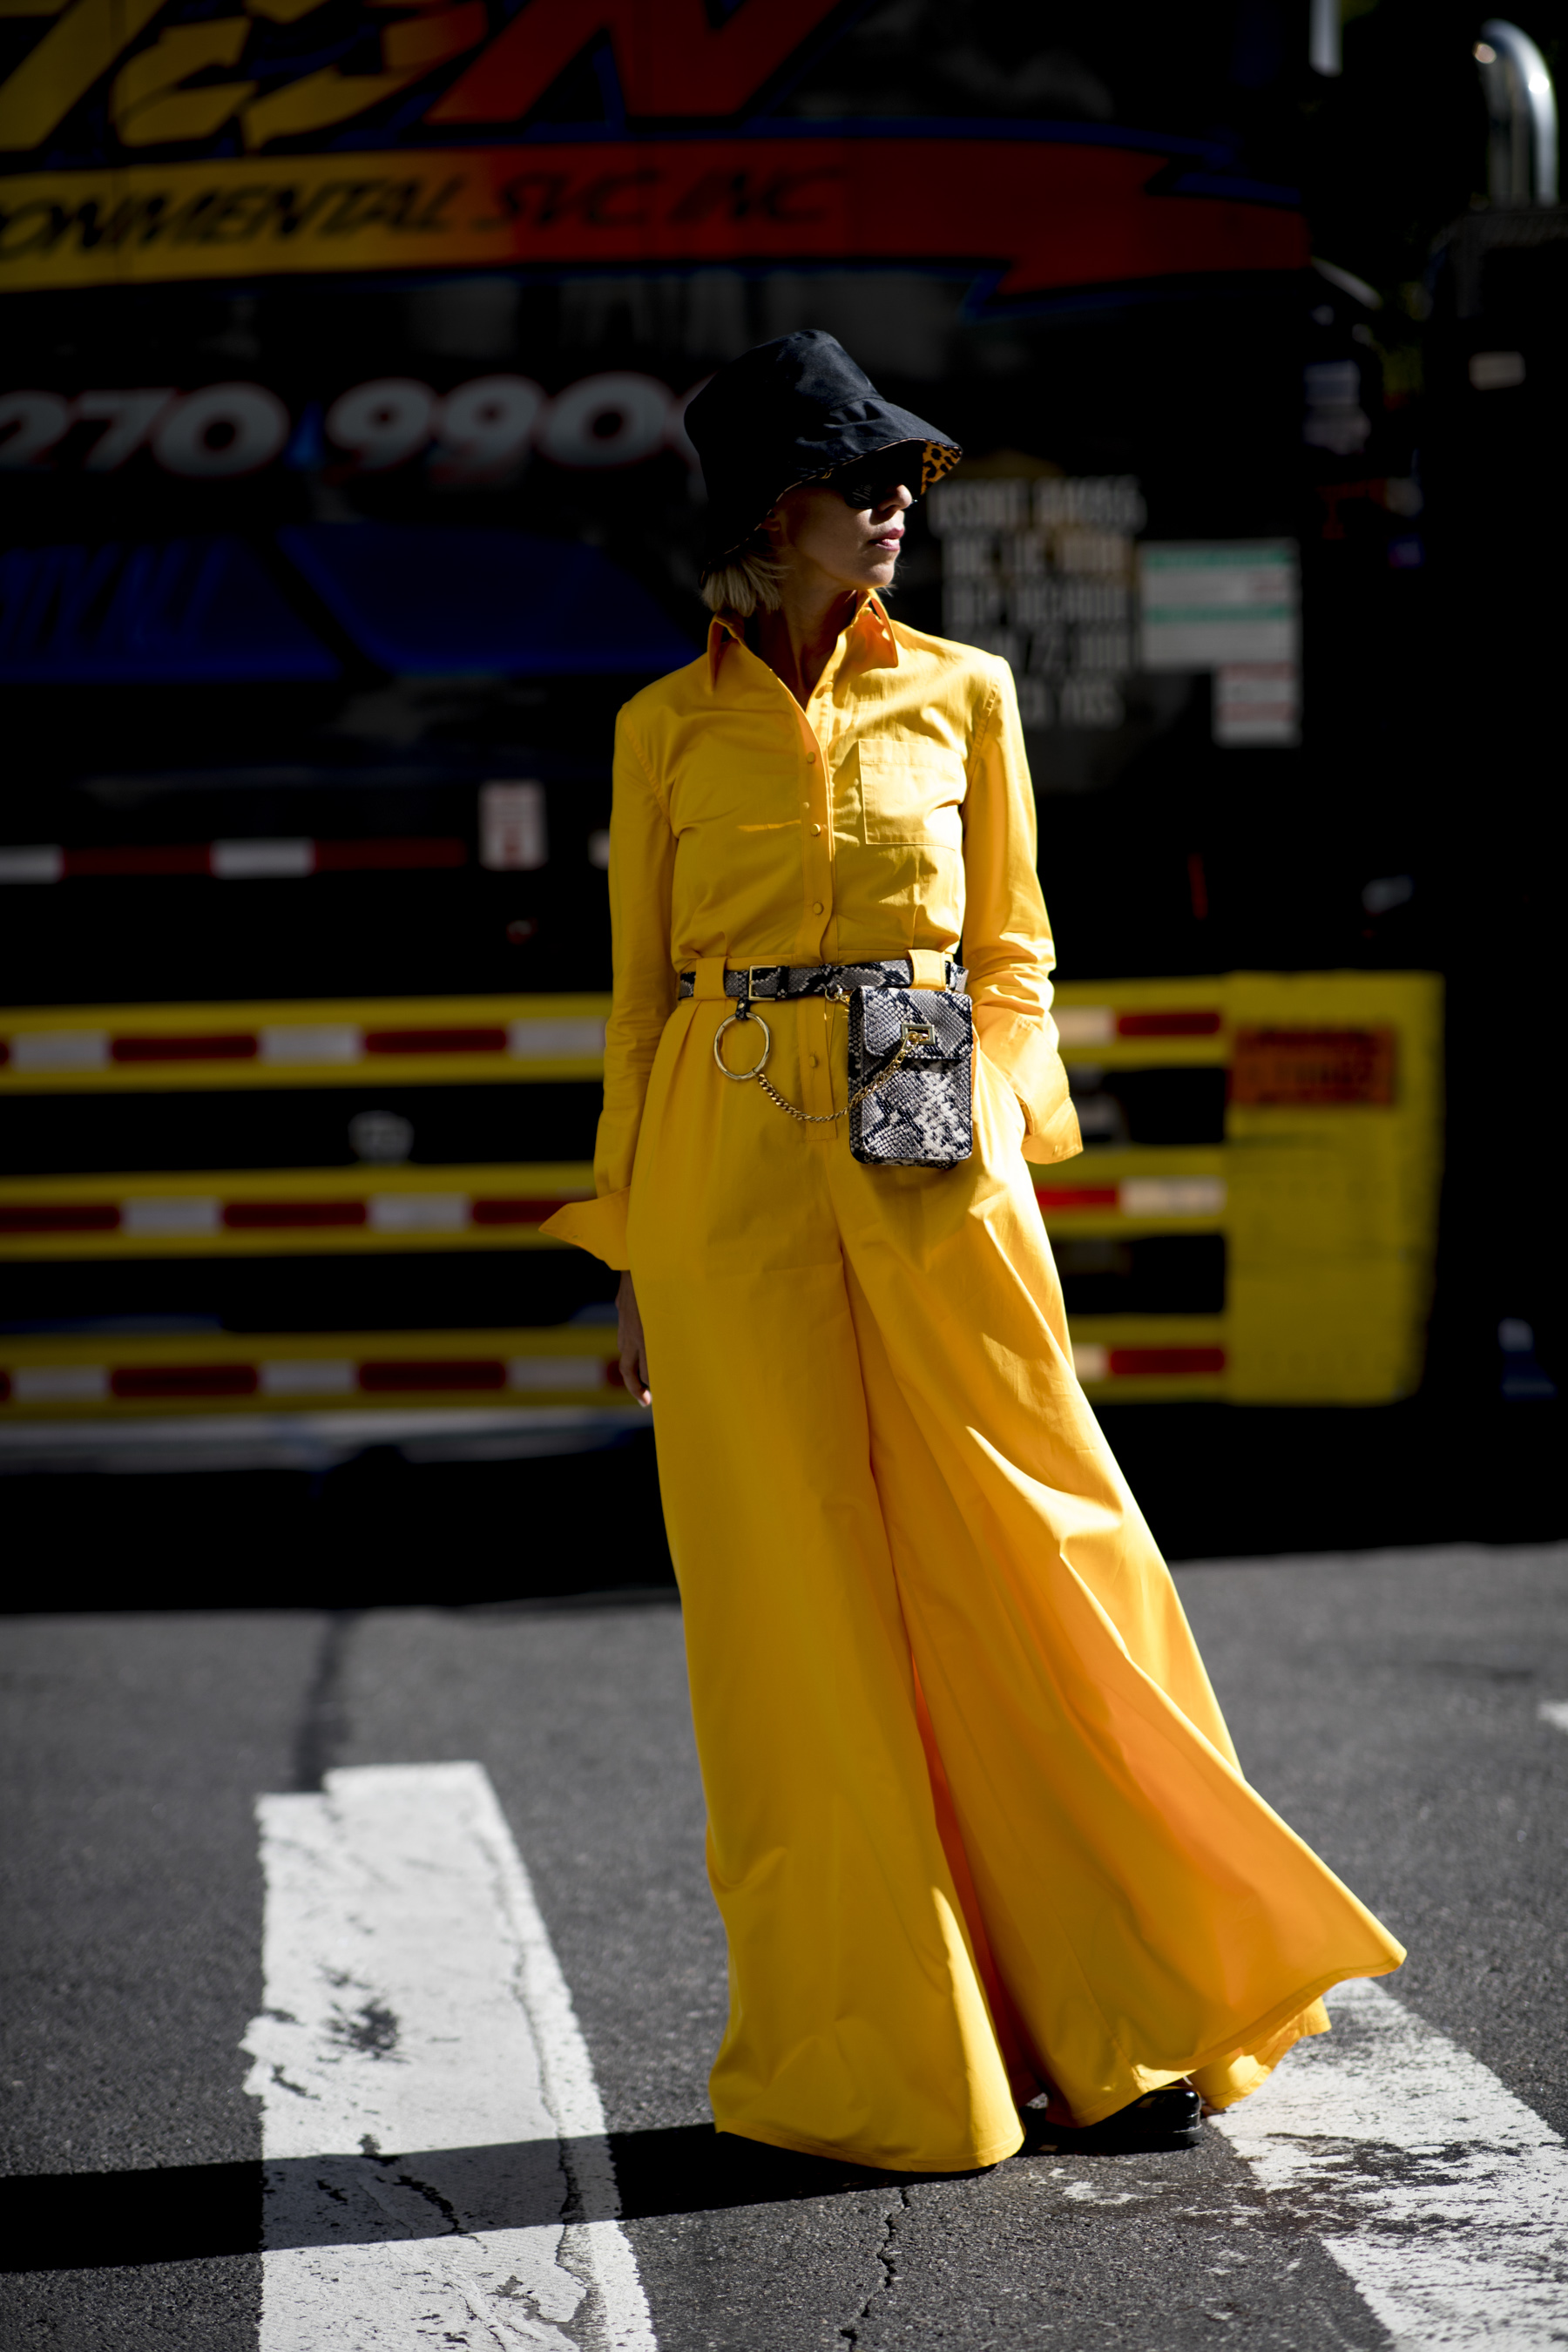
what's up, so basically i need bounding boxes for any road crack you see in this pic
[292,1608,362,1792]
[838,2185,909,2345]
[355,2141,474,2240]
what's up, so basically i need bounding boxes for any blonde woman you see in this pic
[543,331,1402,2173]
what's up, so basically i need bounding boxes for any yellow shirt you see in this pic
[560,593,1081,1269]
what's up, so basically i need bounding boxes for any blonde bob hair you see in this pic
[699,532,787,618]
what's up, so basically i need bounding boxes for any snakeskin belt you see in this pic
[676,957,961,1004]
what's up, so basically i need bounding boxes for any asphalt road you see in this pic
[3,1541,1566,2350]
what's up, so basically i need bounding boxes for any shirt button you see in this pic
[806,750,817,765]
[811,901,823,915]
[810,823,822,836]
[809,1054,820,1069]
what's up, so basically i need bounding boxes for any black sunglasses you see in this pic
[825,456,920,511]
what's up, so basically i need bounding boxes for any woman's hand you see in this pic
[617,1271,651,1407]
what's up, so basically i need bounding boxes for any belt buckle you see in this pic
[733,964,770,1021]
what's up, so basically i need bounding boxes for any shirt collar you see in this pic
[855,591,899,667]
[706,610,743,686]
[706,591,899,689]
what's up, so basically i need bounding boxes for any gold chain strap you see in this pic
[713,1003,914,1125]
[754,1035,913,1125]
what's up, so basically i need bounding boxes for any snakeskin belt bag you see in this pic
[845,980,974,1169]
[685,960,974,1172]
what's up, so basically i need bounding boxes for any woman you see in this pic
[543,331,1403,2173]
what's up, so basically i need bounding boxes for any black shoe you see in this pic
[1024,2083,1202,2155]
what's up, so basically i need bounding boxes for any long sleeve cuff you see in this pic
[976,1009,1082,1164]
[1021,1098,1083,1165]
[538,1186,632,1271]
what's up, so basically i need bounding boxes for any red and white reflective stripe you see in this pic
[0,1193,580,1234]
[0,839,466,884]
[1036,1185,1119,1212]
[1054,1006,1223,1046]
[4,1179,1221,1231]
[1037,1177,1227,1218]
[0,1356,618,1403]
[1071,1344,1226,1381]
[0,1019,605,1070]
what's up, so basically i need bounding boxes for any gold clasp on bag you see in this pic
[902,1020,934,1046]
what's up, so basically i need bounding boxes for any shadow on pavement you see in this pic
[0,2126,977,2274]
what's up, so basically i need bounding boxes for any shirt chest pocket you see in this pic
[855,739,967,848]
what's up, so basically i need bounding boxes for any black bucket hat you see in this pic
[686,330,962,576]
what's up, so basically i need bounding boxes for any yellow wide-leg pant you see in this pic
[625,987,1405,2174]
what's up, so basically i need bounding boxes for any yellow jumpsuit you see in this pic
[543,596,1404,2173]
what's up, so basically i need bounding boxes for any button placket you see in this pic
[802,666,842,1109]
[750,635,838,961]
[804,998,834,1121]
[801,706,833,956]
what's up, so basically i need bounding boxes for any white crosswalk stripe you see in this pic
[1216,1976,1568,2347]
[242,1762,656,2351]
